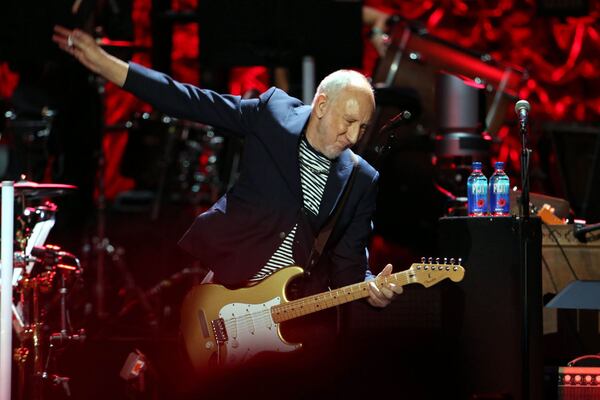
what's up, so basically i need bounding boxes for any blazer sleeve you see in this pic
[122,62,274,136]
[327,170,379,288]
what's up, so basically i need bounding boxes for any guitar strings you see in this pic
[219,273,412,334]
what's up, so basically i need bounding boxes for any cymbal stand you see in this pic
[87,74,156,328]
[150,119,177,221]
[41,268,86,398]
[93,111,109,319]
[31,277,44,399]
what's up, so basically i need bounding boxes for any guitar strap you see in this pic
[304,153,360,276]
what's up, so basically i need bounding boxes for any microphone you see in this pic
[370,110,412,157]
[573,222,600,243]
[380,110,412,132]
[514,99,530,132]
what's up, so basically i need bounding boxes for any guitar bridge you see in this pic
[211,318,228,344]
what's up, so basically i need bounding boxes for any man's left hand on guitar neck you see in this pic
[367,264,403,308]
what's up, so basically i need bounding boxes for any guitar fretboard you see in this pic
[271,270,412,323]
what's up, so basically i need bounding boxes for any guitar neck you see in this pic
[271,270,412,323]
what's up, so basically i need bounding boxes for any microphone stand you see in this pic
[519,119,530,220]
[518,110,536,400]
[357,110,412,168]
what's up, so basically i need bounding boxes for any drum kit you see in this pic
[2,104,228,400]
[6,178,84,399]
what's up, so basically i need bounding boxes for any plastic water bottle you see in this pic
[489,161,510,216]
[467,161,488,216]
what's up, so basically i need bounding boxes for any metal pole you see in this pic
[517,100,532,400]
[302,55,316,105]
[1,181,15,400]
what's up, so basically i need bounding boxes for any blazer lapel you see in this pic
[271,105,312,201]
[316,149,355,228]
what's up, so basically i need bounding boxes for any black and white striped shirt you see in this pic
[250,137,331,281]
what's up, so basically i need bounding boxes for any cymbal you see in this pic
[11,180,78,199]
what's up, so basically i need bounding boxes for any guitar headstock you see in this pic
[408,257,465,287]
[537,203,565,225]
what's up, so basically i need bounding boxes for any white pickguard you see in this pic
[219,297,300,365]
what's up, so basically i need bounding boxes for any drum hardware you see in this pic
[4,179,84,400]
[11,185,65,287]
[13,244,84,400]
[16,202,57,252]
[120,113,226,219]
[151,115,178,220]
[367,20,527,154]
[41,251,84,399]
[40,373,72,397]
[83,239,158,328]
[118,266,204,319]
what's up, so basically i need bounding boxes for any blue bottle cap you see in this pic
[495,161,504,170]
[472,161,482,170]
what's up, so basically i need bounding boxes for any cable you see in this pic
[541,255,559,294]
[540,220,586,355]
[541,220,579,281]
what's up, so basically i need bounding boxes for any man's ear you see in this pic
[315,93,328,119]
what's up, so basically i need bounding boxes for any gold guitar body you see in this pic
[180,266,304,371]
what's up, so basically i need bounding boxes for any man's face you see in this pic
[311,85,374,159]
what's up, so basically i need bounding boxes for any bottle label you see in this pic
[490,179,510,215]
[468,181,488,215]
[492,181,509,194]
[471,185,487,195]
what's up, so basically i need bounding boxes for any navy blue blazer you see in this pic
[123,63,379,289]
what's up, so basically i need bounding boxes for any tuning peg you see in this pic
[435,257,440,264]
[458,258,462,265]
[428,257,433,263]
[443,257,448,264]
[421,257,426,264]
[449,258,455,264]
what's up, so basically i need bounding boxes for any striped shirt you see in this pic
[249,137,331,281]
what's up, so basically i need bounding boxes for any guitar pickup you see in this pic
[211,318,228,344]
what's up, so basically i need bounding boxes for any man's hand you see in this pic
[367,264,403,308]
[52,25,129,87]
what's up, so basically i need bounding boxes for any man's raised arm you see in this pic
[52,25,266,135]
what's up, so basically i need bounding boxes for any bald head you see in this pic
[312,69,374,106]
[306,70,375,159]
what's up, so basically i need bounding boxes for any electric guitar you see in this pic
[180,258,465,371]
